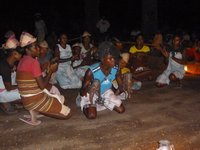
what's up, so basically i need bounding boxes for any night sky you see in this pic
[1,0,200,41]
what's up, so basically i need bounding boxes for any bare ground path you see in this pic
[0,76,200,150]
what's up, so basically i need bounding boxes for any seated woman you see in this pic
[0,37,22,114]
[71,43,90,80]
[54,33,82,89]
[156,34,186,88]
[38,40,60,94]
[38,40,52,77]
[16,32,71,126]
[148,32,167,76]
[129,34,153,81]
[79,31,97,65]
[79,41,125,119]
[113,53,142,99]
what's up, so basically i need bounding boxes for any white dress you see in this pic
[72,59,89,80]
[56,44,82,89]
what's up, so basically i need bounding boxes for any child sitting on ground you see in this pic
[113,53,142,99]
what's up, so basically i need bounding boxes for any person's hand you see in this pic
[42,62,50,71]
[71,55,80,61]
[90,47,97,54]
[12,65,17,72]
[154,45,162,51]
[50,57,58,64]
[46,83,53,91]
[48,63,58,73]
[160,46,169,57]
[136,52,146,60]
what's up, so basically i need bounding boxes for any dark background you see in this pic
[0,0,200,41]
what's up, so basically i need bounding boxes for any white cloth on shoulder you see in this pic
[156,52,185,84]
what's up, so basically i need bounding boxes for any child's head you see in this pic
[72,43,81,56]
[119,53,130,68]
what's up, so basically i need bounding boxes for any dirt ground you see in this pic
[1,75,200,150]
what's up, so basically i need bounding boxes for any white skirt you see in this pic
[80,89,122,111]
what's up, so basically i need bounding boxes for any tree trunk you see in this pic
[84,0,100,34]
[141,0,158,38]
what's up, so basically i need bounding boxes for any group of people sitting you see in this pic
[128,33,186,87]
[0,29,198,126]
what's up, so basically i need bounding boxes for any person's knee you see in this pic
[114,104,125,113]
[60,105,71,119]
[86,112,97,119]
[63,111,72,119]
[41,108,72,120]
[169,73,176,81]
[83,106,97,119]
[118,105,125,113]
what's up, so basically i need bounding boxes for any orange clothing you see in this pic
[186,48,200,62]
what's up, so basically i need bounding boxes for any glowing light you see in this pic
[184,63,200,75]
[184,66,188,72]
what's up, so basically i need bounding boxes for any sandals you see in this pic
[19,110,44,126]
[19,117,41,126]
[23,114,44,119]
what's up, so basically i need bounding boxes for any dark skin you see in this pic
[130,35,150,58]
[129,35,150,69]
[169,37,186,82]
[160,36,186,65]
[82,36,91,51]
[26,42,57,91]
[156,36,186,87]
[54,34,79,64]
[81,36,97,65]
[1,49,22,112]
[25,42,71,120]
[80,54,125,119]
[71,46,87,69]
[4,50,22,91]
[38,46,50,72]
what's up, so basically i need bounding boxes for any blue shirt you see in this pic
[90,63,118,94]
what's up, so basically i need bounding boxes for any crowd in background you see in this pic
[0,13,200,125]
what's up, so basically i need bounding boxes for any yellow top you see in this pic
[121,67,130,74]
[129,45,150,54]
[112,67,130,88]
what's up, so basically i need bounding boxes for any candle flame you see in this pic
[184,66,188,72]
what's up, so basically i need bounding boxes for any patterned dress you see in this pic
[17,56,70,117]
